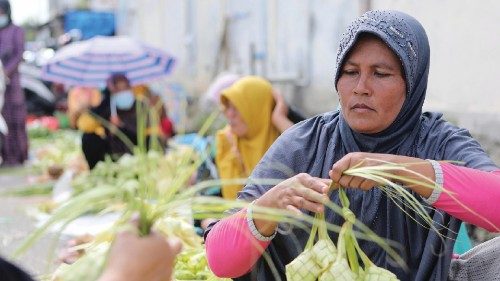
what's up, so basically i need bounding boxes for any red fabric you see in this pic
[160,117,174,138]
[205,209,271,278]
[435,163,500,232]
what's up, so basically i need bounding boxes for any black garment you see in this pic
[82,132,110,169]
[90,87,112,119]
[0,257,35,281]
[286,107,306,124]
[82,88,139,169]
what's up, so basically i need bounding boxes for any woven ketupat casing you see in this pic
[362,265,399,281]
[318,258,357,281]
[286,212,337,281]
[310,239,337,268]
[285,250,323,281]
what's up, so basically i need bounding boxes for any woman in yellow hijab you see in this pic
[216,76,283,199]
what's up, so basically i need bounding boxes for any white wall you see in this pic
[371,0,500,116]
[11,0,49,24]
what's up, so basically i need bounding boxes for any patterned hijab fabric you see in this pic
[230,10,497,281]
[334,10,430,153]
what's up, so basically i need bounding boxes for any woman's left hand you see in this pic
[329,152,395,190]
[329,152,435,198]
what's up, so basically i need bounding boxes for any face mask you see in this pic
[111,90,135,110]
[0,15,8,28]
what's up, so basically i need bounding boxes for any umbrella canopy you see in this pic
[41,36,176,87]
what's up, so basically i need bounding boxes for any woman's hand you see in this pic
[253,173,330,236]
[98,231,182,281]
[110,115,122,126]
[58,234,94,264]
[329,152,435,198]
[271,90,294,133]
[272,90,289,117]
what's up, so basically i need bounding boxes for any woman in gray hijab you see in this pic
[204,10,500,281]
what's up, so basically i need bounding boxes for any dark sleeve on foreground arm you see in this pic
[0,257,35,281]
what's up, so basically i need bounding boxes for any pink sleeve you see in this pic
[205,209,271,278]
[434,162,500,232]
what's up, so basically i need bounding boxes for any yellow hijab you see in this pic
[215,76,280,199]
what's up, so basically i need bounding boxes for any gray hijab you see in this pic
[210,10,497,281]
[334,10,430,153]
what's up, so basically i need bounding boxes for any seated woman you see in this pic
[197,76,303,231]
[204,10,500,281]
[215,76,300,200]
[78,74,166,169]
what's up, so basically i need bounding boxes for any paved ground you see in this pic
[0,170,61,278]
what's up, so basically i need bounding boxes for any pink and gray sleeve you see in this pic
[205,210,271,278]
[205,162,500,278]
[431,162,500,232]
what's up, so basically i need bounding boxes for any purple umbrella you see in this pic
[41,36,176,87]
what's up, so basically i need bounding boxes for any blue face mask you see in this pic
[0,15,9,28]
[111,90,135,110]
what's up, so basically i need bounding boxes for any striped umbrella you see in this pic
[41,36,176,87]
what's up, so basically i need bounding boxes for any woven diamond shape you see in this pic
[319,258,357,281]
[362,265,399,281]
[310,239,337,269]
[286,250,322,281]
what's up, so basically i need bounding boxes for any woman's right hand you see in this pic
[99,231,182,281]
[110,115,122,126]
[252,173,330,236]
[58,234,94,264]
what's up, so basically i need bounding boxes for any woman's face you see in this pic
[112,80,131,94]
[223,101,248,137]
[337,35,406,134]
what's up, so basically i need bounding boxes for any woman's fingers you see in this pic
[295,173,329,195]
[286,204,302,216]
[359,178,377,190]
[271,173,329,213]
[330,152,378,189]
[289,195,324,213]
[337,175,354,188]
[330,154,354,183]
[347,175,365,189]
